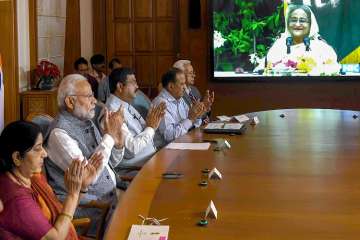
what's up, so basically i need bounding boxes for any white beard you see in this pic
[73,103,95,120]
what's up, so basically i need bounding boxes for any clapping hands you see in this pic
[103,106,125,148]
[81,152,104,190]
[64,153,104,195]
[146,102,166,130]
[203,90,215,112]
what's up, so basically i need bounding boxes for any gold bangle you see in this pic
[59,212,73,221]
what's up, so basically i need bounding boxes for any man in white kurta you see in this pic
[104,68,165,172]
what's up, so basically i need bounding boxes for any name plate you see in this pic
[209,167,222,180]
[205,200,218,219]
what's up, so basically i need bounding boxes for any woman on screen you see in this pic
[265,4,339,75]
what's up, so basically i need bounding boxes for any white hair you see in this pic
[57,74,88,110]
[173,60,191,71]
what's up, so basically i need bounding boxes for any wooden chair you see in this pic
[25,112,54,136]
[77,201,111,239]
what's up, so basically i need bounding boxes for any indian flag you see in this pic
[0,54,4,131]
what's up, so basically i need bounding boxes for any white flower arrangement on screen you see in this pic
[214,30,226,49]
[249,53,261,65]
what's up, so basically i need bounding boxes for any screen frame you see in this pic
[208,1,360,82]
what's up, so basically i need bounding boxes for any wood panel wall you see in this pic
[178,0,209,95]
[105,0,179,94]
[63,0,81,75]
[0,0,19,124]
[93,0,107,57]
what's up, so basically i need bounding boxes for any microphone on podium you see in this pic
[303,37,310,51]
[286,37,293,54]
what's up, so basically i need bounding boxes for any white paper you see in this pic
[205,200,218,219]
[216,115,232,121]
[223,123,243,130]
[127,225,169,240]
[165,142,210,150]
[233,114,250,123]
[205,122,225,129]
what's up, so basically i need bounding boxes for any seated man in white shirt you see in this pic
[104,68,166,175]
[152,68,208,148]
[173,59,214,120]
[45,74,125,235]
[173,60,202,105]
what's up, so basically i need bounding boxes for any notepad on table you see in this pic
[127,225,169,240]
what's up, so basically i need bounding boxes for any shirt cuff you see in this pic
[143,127,155,137]
[102,134,115,149]
[182,119,193,130]
[194,119,202,128]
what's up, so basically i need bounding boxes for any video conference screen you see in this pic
[212,0,360,78]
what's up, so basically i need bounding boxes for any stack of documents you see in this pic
[204,122,245,134]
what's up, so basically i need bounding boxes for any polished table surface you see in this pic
[105,109,360,239]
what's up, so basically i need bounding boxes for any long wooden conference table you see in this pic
[105,109,360,239]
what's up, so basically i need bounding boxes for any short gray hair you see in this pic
[173,60,191,71]
[57,74,88,110]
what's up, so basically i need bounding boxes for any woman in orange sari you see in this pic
[0,121,102,240]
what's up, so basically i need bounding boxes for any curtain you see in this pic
[0,54,4,132]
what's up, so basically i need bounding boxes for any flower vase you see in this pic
[37,76,54,90]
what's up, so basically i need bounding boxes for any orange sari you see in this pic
[31,173,78,240]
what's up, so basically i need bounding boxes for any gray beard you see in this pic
[73,104,95,120]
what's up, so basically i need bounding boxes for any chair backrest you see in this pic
[93,102,106,132]
[131,90,151,119]
[25,112,54,136]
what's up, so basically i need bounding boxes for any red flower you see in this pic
[35,60,61,79]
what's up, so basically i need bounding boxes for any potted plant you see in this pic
[35,60,61,90]
[213,1,284,72]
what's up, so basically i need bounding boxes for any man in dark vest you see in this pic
[45,74,125,236]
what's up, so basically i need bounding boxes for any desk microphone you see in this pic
[286,37,293,54]
[304,37,310,51]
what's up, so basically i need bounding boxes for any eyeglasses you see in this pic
[289,18,309,24]
[69,93,95,99]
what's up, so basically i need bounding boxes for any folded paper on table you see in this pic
[205,123,225,129]
[216,114,250,123]
[204,122,245,134]
[165,142,211,150]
